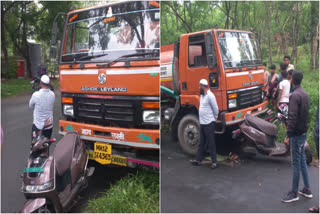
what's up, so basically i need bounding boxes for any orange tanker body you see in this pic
[161,29,268,155]
[53,1,160,168]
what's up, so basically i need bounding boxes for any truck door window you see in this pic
[188,34,207,67]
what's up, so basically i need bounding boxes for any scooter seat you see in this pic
[245,114,278,137]
[53,132,78,176]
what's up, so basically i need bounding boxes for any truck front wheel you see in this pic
[177,114,200,155]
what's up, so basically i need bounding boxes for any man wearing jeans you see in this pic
[190,79,219,169]
[282,70,312,202]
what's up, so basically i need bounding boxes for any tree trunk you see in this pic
[231,1,238,29]
[1,2,15,79]
[224,2,231,29]
[21,2,32,78]
[1,10,9,79]
[273,2,286,55]
[291,2,299,65]
[266,2,273,66]
[241,2,246,29]
[310,1,319,71]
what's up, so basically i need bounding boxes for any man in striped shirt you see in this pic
[29,75,55,141]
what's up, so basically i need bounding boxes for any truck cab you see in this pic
[55,1,160,168]
[161,29,268,155]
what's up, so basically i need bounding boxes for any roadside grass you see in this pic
[1,78,60,98]
[86,170,159,213]
[1,79,31,97]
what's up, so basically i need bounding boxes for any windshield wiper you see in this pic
[69,52,109,68]
[236,60,250,66]
[77,52,109,61]
[96,52,159,68]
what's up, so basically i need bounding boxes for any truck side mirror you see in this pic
[50,47,57,59]
[205,31,217,69]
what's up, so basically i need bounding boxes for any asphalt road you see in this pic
[161,134,319,213]
[1,89,131,213]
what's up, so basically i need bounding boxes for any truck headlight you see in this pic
[261,91,264,100]
[64,104,74,116]
[143,110,160,124]
[228,99,237,108]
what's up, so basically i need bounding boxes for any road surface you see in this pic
[161,134,319,213]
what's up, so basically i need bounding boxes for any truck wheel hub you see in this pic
[184,124,199,146]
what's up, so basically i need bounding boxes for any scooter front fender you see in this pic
[20,198,46,213]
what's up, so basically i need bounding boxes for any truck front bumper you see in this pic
[58,120,160,149]
[224,100,269,125]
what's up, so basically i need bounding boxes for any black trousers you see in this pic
[31,124,52,141]
[196,121,217,163]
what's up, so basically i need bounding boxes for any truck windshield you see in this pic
[61,1,160,63]
[217,31,262,68]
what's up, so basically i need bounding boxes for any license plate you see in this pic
[93,142,112,165]
[24,167,43,173]
[111,156,127,167]
[89,143,127,167]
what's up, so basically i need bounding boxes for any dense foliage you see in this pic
[161,1,319,70]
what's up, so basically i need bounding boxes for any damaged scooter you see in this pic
[20,131,95,213]
[232,106,312,164]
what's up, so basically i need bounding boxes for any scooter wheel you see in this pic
[305,149,313,165]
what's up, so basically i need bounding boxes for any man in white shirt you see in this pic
[277,70,291,106]
[190,79,219,169]
[29,75,55,141]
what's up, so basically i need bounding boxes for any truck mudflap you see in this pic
[224,100,269,126]
[58,120,160,149]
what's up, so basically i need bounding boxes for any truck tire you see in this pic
[177,114,200,155]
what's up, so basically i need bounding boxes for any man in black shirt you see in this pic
[282,70,312,203]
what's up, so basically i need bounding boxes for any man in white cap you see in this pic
[29,75,55,140]
[190,79,219,169]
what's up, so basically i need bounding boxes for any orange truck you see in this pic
[161,29,268,155]
[50,1,160,168]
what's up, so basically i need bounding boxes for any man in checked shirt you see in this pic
[190,79,219,169]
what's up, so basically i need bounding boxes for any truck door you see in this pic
[182,32,222,110]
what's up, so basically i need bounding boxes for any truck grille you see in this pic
[75,97,136,125]
[238,87,262,108]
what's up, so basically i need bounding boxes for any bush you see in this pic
[86,171,159,213]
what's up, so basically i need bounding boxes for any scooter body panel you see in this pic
[21,132,90,213]
[23,156,54,187]
[20,198,46,213]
